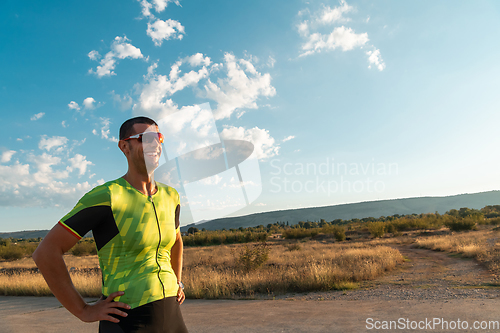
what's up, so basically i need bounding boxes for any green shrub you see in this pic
[367,222,385,238]
[236,244,270,273]
[282,228,320,239]
[444,218,476,232]
[70,240,97,256]
[0,246,24,260]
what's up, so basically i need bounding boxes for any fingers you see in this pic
[103,315,121,324]
[177,289,185,304]
[110,301,131,310]
[107,291,125,301]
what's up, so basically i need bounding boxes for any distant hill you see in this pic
[0,230,92,240]
[181,190,500,231]
[0,230,50,240]
[5,191,500,238]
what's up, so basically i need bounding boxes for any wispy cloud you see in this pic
[282,135,295,142]
[297,1,385,71]
[1,150,16,163]
[67,154,93,176]
[133,53,211,118]
[38,135,68,152]
[93,118,118,142]
[68,101,80,111]
[203,53,276,120]
[110,90,133,111]
[138,0,180,18]
[30,112,45,121]
[147,19,185,46]
[88,36,144,78]
[220,125,279,160]
[366,48,386,71]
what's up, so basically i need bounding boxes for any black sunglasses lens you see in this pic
[141,133,159,144]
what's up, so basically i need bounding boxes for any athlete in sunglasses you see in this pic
[33,116,188,333]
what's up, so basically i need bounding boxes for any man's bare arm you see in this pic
[171,204,185,304]
[32,223,130,323]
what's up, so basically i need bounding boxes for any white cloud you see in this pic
[186,53,211,67]
[1,150,16,163]
[67,154,93,176]
[282,135,295,142]
[0,151,98,208]
[95,118,118,142]
[138,0,181,18]
[220,126,279,160]
[147,19,185,46]
[30,112,45,121]
[133,55,211,118]
[88,50,100,61]
[38,135,68,152]
[366,48,386,71]
[68,101,80,111]
[267,55,276,68]
[319,1,353,24]
[110,90,133,111]
[61,120,68,128]
[203,53,276,120]
[83,97,97,110]
[300,26,369,57]
[297,2,385,70]
[297,21,309,37]
[88,36,144,78]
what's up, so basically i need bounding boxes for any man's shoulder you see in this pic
[78,179,121,205]
[156,182,179,196]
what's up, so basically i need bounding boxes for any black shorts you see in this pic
[98,296,188,333]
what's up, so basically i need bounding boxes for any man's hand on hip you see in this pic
[78,291,131,323]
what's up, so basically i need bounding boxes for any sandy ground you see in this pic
[2,296,500,332]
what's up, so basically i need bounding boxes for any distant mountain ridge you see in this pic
[181,190,500,231]
[3,191,500,238]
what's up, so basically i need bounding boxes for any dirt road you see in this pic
[2,246,500,332]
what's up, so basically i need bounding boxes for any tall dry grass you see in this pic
[182,241,403,298]
[0,271,101,297]
[415,230,500,272]
[0,254,101,297]
[0,241,403,298]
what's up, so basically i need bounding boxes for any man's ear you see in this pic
[118,140,129,156]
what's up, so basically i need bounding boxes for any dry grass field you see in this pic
[0,239,403,298]
[2,225,500,298]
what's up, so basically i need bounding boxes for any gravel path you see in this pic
[272,245,500,302]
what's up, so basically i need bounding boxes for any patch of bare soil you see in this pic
[275,245,500,301]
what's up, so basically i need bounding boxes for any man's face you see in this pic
[126,123,163,174]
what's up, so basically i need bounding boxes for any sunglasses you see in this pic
[122,132,164,144]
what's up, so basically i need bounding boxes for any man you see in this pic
[33,116,188,333]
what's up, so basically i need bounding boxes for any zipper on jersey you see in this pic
[150,196,166,299]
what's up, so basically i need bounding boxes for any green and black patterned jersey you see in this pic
[59,177,181,309]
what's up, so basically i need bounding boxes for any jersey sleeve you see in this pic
[59,184,112,240]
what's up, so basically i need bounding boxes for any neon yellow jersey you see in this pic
[59,177,180,309]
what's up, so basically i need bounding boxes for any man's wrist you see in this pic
[178,281,184,289]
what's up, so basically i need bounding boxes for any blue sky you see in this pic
[1,0,500,232]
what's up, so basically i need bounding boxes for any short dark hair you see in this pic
[119,116,158,140]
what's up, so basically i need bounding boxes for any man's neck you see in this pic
[122,172,157,196]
